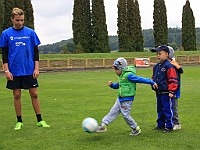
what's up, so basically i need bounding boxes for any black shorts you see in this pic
[6,75,39,89]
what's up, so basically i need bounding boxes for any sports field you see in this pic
[0,66,200,150]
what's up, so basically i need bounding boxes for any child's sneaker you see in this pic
[129,126,141,136]
[173,124,181,130]
[95,123,107,133]
[163,128,173,133]
[14,122,23,130]
[37,120,50,128]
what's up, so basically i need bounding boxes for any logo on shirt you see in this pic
[15,42,26,46]
[14,36,30,40]
[10,36,30,40]
[161,68,166,71]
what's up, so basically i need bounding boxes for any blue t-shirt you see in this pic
[0,26,41,76]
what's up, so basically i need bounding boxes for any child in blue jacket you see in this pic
[151,45,179,133]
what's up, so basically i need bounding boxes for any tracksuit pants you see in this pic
[101,98,137,129]
[156,93,174,129]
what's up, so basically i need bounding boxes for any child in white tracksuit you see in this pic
[168,46,183,130]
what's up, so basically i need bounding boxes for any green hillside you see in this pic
[38,28,200,54]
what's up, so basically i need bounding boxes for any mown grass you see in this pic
[0,66,200,150]
[39,51,200,60]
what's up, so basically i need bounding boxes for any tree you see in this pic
[134,0,144,51]
[153,0,168,46]
[66,42,75,53]
[143,29,154,47]
[61,45,68,54]
[2,0,15,30]
[72,0,91,53]
[14,0,24,10]
[168,27,182,46]
[117,0,130,52]
[0,0,3,33]
[72,0,83,51]
[182,0,196,51]
[75,43,84,53]
[82,0,92,53]
[127,0,136,52]
[91,0,110,53]
[24,0,34,29]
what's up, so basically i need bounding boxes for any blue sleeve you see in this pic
[0,31,8,48]
[31,29,41,46]
[128,74,155,85]
[110,82,119,89]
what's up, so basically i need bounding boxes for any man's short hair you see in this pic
[11,8,24,18]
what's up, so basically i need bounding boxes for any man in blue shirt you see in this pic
[0,8,50,130]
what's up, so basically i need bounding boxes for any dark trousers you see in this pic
[156,93,174,129]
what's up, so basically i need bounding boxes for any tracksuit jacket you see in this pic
[152,59,179,94]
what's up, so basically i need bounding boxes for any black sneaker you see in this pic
[163,128,173,133]
[152,126,165,130]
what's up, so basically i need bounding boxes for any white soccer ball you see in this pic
[82,117,98,133]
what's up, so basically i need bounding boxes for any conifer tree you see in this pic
[61,45,68,54]
[14,0,24,10]
[127,0,136,52]
[0,0,3,33]
[117,0,129,52]
[2,0,15,30]
[81,0,91,53]
[91,0,110,53]
[24,0,34,29]
[72,0,85,53]
[182,0,196,51]
[72,0,91,53]
[75,43,84,53]
[134,0,144,51]
[153,0,168,46]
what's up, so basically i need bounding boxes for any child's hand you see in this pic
[108,81,112,86]
[152,83,158,89]
[169,93,174,98]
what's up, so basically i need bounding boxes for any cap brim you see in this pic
[151,47,162,52]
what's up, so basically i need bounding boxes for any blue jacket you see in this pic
[152,59,179,94]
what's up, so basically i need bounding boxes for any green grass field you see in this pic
[0,66,200,150]
[39,51,200,60]
[1,51,200,62]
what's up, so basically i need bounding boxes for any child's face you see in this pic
[156,50,169,63]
